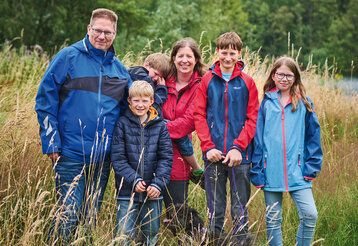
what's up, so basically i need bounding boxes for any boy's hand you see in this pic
[206,149,224,162]
[156,77,165,86]
[135,180,147,193]
[146,185,160,198]
[222,149,242,167]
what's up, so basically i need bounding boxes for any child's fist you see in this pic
[135,180,146,193]
[147,185,160,198]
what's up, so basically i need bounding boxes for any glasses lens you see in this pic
[92,28,113,38]
[276,73,294,81]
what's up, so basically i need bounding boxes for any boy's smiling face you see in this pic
[128,96,154,122]
[216,46,241,73]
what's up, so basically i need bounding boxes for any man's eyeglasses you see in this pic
[91,28,115,38]
[275,72,295,81]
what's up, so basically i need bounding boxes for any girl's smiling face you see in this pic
[272,64,295,93]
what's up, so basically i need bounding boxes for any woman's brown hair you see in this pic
[169,37,205,77]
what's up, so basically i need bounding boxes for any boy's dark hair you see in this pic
[144,53,171,79]
[216,32,243,51]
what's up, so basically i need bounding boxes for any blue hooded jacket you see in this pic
[35,35,132,163]
[250,89,323,192]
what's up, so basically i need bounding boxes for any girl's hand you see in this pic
[222,149,242,167]
[206,149,223,162]
[135,181,146,193]
[147,185,160,198]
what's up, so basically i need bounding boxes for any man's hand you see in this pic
[135,180,147,193]
[48,152,60,163]
[156,77,165,86]
[222,148,242,167]
[147,185,160,198]
[206,149,224,163]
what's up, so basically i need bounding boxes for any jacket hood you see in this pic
[128,66,149,78]
[210,60,245,80]
[72,35,116,63]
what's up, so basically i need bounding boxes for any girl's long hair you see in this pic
[263,56,313,112]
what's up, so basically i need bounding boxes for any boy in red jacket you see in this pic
[194,32,259,244]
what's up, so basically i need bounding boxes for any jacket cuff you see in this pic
[255,185,264,189]
[230,145,244,153]
[150,183,161,192]
[45,147,61,154]
[304,176,315,181]
[133,178,143,187]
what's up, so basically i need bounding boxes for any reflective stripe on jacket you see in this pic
[35,35,132,162]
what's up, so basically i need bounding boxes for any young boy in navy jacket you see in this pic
[194,32,259,243]
[111,80,173,245]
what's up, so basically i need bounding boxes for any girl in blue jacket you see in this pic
[250,56,323,246]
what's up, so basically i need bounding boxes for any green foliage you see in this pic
[0,0,357,73]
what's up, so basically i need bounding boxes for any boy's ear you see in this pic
[127,97,131,104]
[143,62,150,69]
[150,97,154,105]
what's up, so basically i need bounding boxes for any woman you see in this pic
[162,37,205,212]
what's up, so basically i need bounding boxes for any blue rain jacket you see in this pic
[35,35,132,162]
[250,89,323,192]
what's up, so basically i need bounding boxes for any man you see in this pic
[35,8,132,242]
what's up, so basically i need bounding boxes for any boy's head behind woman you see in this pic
[143,53,170,82]
[264,56,313,112]
[128,80,154,122]
[216,32,243,73]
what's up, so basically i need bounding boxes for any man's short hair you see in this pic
[144,53,171,79]
[90,8,118,31]
[128,80,154,99]
[216,32,243,51]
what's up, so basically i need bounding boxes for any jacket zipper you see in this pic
[279,100,289,192]
[139,123,145,201]
[224,81,229,153]
[298,154,301,166]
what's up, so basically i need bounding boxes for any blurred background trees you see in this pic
[0,0,356,75]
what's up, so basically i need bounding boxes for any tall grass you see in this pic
[0,42,357,245]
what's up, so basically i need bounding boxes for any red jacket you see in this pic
[194,61,259,164]
[162,71,201,180]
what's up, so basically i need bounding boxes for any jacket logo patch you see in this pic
[233,86,242,90]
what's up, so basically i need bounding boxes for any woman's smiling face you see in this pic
[174,46,196,76]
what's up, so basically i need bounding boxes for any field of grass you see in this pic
[0,42,357,245]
